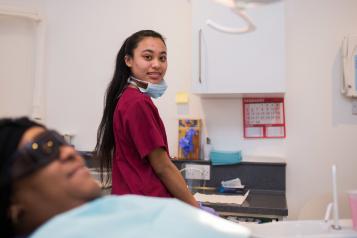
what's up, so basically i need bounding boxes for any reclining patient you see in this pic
[0,117,250,238]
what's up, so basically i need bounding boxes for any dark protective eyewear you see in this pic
[11,130,68,180]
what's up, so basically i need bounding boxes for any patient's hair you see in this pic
[95,30,166,184]
[0,117,43,238]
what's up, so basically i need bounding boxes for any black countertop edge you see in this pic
[209,205,288,217]
[173,159,286,166]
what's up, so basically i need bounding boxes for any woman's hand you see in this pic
[148,148,199,208]
[199,202,219,216]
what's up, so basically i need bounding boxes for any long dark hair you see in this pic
[95,30,166,184]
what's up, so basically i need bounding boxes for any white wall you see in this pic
[1,0,357,220]
[285,0,357,219]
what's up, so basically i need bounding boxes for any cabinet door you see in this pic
[192,0,285,95]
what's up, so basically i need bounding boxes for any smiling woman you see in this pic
[95,30,199,208]
[125,36,167,84]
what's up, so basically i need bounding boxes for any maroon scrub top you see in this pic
[111,87,173,198]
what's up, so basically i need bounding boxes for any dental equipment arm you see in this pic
[324,202,333,222]
[331,165,341,229]
[207,0,281,34]
[206,7,256,34]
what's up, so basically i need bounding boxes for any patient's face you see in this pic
[10,127,101,233]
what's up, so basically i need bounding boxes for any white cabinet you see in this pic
[191,0,285,96]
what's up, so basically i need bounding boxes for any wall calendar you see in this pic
[243,98,286,138]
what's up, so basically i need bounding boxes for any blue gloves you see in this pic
[199,202,219,216]
[179,128,196,158]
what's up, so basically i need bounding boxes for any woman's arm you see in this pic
[148,148,199,208]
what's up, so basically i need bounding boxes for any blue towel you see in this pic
[210,150,242,165]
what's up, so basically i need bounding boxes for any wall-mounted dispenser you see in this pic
[342,35,357,98]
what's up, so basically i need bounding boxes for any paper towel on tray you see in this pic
[194,190,249,205]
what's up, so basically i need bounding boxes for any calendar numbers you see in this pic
[246,102,283,124]
[243,98,286,138]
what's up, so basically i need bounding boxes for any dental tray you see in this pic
[218,185,247,195]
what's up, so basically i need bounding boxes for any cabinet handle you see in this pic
[198,29,202,84]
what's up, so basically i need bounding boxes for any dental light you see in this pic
[207,0,281,34]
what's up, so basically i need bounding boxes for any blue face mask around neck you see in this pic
[128,76,168,99]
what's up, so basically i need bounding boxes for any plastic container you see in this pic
[348,190,357,230]
[203,137,212,161]
[210,150,242,165]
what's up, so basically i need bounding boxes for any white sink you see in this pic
[243,219,357,238]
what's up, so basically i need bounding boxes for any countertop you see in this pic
[193,188,288,219]
[83,153,288,219]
